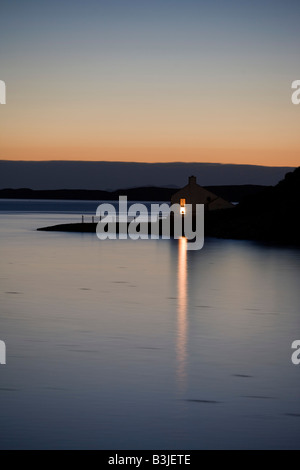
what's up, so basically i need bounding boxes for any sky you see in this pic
[0,0,299,166]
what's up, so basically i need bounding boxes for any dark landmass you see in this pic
[38,221,171,236]
[38,223,98,233]
[206,167,300,245]
[37,167,300,246]
[0,160,294,190]
[0,184,268,203]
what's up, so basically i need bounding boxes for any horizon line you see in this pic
[0,160,296,169]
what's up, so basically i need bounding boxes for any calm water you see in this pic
[0,200,300,449]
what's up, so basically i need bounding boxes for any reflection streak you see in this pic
[177,237,188,394]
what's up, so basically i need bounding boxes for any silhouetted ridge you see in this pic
[0,185,268,203]
[206,167,300,245]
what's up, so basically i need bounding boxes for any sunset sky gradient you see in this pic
[0,0,299,166]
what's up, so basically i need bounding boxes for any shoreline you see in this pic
[37,220,300,247]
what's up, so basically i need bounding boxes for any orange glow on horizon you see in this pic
[1,2,299,170]
[0,146,298,167]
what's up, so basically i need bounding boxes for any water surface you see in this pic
[0,200,300,449]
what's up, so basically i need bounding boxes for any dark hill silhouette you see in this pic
[0,160,294,190]
[0,184,267,203]
[206,167,300,245]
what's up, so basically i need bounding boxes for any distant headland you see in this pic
[37,168,300,246]
[0,184,268,203]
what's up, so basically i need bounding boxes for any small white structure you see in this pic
[171,176,234,213]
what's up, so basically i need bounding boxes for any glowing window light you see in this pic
[180,199,186,215]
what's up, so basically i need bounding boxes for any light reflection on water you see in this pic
[0,204,300,449]
[177,237,188,395]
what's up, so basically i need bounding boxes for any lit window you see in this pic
[180,199,186,215]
